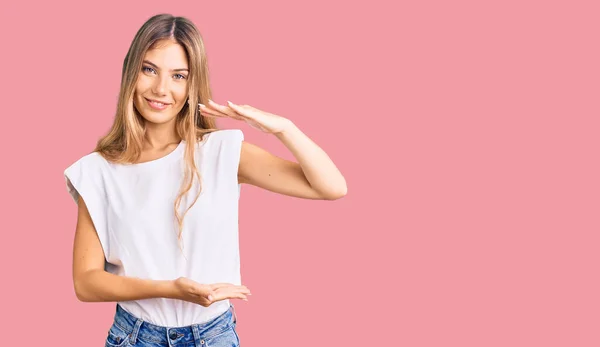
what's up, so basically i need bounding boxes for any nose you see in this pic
[152,74,169,95]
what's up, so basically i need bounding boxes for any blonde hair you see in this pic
[94,13,217,253]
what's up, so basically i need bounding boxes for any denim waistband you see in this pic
[113,303,237,345]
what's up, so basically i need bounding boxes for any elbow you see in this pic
[74,284,88,302]
[74,274,97,302]
[75,292,91,302]
[74,279,90,302]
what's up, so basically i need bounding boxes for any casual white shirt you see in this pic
[64,129,244,327]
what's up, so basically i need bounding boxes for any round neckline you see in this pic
[114,133,213,172]
[123,140,186,170]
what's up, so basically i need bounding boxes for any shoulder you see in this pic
[202,129,244,152]
[206,129,244,143]
[64,151,108,179]
[63,152,108,205]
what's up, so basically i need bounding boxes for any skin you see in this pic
[133,40,188,161]
[72,39,347,307]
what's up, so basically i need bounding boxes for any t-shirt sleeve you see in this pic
[210,129,244,198]
[230,129,244,183]
[227,130,244,199]
[63,155,110,260]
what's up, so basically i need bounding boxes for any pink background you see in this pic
[1,0,599,346]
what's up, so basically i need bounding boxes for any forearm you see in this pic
[74,269,176,302]
[275,121,347,199]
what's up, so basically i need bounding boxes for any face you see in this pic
[133,40,189,125]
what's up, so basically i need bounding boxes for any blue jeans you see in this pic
[105,303,240,347]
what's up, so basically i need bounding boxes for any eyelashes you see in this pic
[142,66,187,80]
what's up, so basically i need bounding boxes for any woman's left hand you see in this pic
[199,99,292,134]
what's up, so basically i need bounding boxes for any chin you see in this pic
[142,113,177,124]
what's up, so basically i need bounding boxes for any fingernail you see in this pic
[208,295,212,301]
[243,298,248,301]
[227,101,234,106]
[199,103,205,108]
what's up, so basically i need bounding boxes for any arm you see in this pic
[72,197,176,302]
[238,120,347,200]
[72,196,249,305]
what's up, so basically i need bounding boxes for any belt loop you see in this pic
[192,325,201,346]
[129,318,143,344]
[230,303,237,324]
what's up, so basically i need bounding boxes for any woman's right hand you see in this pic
[172,277,251,307]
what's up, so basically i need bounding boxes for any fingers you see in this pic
[211,290,250,302]
[199,106,245,121]
[208,283,246,291]
[228,101,253,110]
[218,285,251,295]
[208,283,231,289]
[206,284,251,303]
[200,100,247,120]
[207,283,250,294]
[214,285,251,296]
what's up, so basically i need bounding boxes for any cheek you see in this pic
[174,86,188,103]
[135,78,151,93]
[133,87,143,101]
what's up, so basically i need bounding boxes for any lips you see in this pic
[145,98,171,105]
[145,98,170,110]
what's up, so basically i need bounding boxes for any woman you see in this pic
[64,13,346,347]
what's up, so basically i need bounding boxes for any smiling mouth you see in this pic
[145,98,170,110]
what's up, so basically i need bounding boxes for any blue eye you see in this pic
[142,66,186,80]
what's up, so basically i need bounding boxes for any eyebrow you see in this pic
[143,60,189,72]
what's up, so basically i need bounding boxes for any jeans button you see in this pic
[169,330,178,340]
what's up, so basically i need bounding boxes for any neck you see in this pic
[143,123,181,150]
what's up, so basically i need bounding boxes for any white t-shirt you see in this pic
[64,129,244,327]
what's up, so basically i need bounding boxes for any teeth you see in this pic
[151,101,165,106]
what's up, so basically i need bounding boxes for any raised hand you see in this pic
[173,277,251,307]
[199,99,292,134]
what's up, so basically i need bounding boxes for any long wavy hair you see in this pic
[94,13,217,253]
